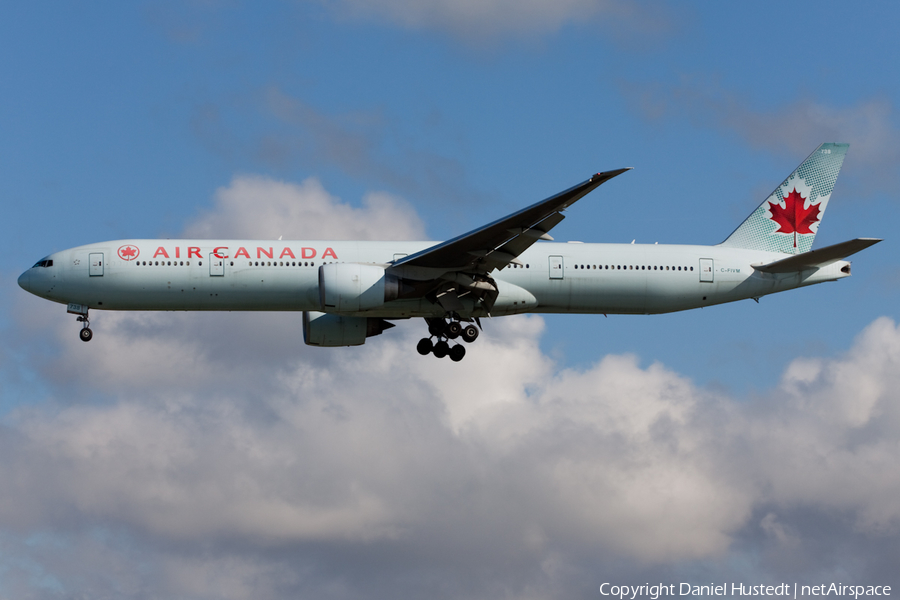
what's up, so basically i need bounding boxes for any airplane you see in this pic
[18,143,880,362]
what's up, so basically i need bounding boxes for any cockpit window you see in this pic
[32,259,53,268]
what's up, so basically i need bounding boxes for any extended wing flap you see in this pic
[391,168,630,276]
[752,238,881,273]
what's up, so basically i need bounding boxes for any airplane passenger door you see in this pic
[549,255,564,279]
[699,258,713,282]
[89,253,104,276]
[209,254,225,277]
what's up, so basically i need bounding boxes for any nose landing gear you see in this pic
[417,317,479,361]
[67,304,93,342]
[77,314,93,342]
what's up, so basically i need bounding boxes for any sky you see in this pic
[1,1,899,598]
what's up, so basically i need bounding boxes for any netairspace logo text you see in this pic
[599,583,892,599]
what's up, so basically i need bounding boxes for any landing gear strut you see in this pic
[417,317,479,362]
[76,313,92,342]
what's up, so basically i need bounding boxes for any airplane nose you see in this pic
[17,269,31,292]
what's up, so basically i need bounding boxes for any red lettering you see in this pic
[279,247,296,259]
[175,247,181,258]
[322,247,338,259]
[302,247,316,259]
[188,247,201,258]
[234,247,250,259]
[153,247,170,258]
[257,247,273,259]
[213,246,228,259]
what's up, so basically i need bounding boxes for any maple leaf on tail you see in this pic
[768,188,821,248]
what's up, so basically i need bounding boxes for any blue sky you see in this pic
[2,1,899,598]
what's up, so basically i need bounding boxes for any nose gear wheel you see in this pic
[76,313,93,342]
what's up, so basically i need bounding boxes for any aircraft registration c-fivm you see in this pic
[19,144,880,362]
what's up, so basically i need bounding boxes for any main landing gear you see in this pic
[417,317,479,362]
[77,313,92,342]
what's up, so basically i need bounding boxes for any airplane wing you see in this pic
[389,168,630,279]
[752,238,881,274]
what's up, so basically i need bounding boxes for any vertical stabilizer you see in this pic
[720,143,848,254]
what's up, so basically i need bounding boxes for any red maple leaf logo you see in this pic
[768,188,820,248]
[118,245,139,260]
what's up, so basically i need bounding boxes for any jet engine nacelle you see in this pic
[302,311,395,347]
[318,263,400,312]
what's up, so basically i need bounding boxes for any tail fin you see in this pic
[720,143,848,254]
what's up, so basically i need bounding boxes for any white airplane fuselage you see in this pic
[19,239,849,318]
[18,145,875,356]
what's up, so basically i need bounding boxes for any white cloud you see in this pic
[4,175,900,598]
[753,317,900,531]
[184,174,426,241]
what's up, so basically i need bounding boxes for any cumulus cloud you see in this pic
[183,174,426,241]
[4,176,900,598]
[622,78,900,194]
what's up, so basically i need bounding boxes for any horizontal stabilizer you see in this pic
[752,238,881,273]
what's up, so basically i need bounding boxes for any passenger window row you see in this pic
[573,264,694,272]
[247,261,318,267]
